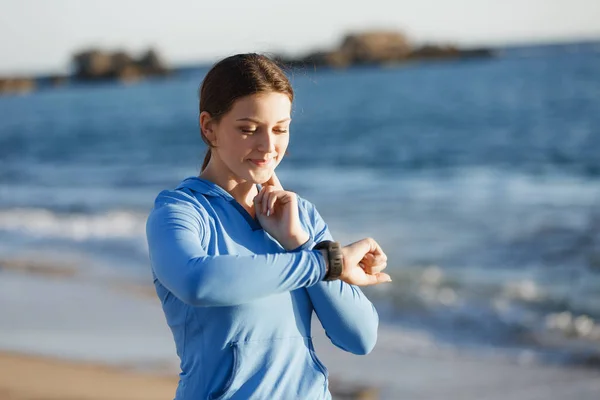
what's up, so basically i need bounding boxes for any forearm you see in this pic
[153,251,327,307]
[280,231,311,251]
[297,203,379,354]
[307,282,379,355]
[146,203,327,307]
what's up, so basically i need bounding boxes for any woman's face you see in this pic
[204,92,291,184]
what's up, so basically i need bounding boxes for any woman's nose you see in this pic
[256,131,276,152]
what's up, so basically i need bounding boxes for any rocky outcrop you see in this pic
[409,44,460,59]
[72,48,170,82]
[277,30,494,68]
[339,31,412,65]
[0,48,171,95]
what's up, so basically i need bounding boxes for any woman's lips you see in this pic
[249,158,274,167]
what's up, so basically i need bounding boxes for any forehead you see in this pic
[226,92,291,121]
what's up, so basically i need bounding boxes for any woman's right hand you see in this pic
[335,238,391,286]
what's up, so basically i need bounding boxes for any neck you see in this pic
[199,159,258,208]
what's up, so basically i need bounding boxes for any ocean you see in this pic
[1,41,599,368]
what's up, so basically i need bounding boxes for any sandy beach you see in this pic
[1,331,600,400]
[1,265,600,400]
[0,350,177,400]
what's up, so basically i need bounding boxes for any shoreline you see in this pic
[1,266,600,399]
[2,336,600,400]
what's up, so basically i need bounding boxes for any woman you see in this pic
[146,53,391,400]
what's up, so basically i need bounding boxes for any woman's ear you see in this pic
[199,111,216,145]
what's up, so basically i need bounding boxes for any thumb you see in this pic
[350,271,392,286]
[375,272,392,283]
[361,272,392,286]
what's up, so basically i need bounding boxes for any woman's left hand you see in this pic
[253,173,309,250]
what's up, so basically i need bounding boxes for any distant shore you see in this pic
[0,47,170,95]
[2,36,599,96]
[274,30,495,69]
[1,28,494,96]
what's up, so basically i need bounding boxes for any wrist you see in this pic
[280,231,311,251]
[314,241,343,281]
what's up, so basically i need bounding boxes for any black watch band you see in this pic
[314,240,343,281]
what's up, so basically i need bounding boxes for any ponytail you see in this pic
[201,150,211,171]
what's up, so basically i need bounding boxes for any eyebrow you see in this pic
[236,117,291,124]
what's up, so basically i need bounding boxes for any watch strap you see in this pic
[314,240,343,281]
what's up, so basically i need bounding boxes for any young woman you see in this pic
[146,53,391,400]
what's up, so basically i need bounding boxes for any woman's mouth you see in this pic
[249,158,274,167]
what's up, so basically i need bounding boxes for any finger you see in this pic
[253,186,267,210]
[359,250,386,269]
[362,238,387,264]
[360,254,375,271]
[363,262,387,275]
[374,272,392,283]
[253,199,261,216]
[266,190,279,216]
[359,254,373,271]
[256,185,275,215]
[265,187,280,215]
[253,193,262,215]
[267,190,293,216]
[351,237,380,258]
[361,253,375,266]
[360,272,392,286]
[370,241,387,263]
[374,252,388,266]
[265,172,284,190]
[363,253,388,273]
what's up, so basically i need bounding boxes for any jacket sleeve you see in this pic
[303,203,379,355]
[146,201,327,307]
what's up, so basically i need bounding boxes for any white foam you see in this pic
[0,208,147,241]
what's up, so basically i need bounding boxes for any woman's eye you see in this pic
[240,128,256,134]
[274,129,288,134]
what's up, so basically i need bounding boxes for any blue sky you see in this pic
[1,0,599,74]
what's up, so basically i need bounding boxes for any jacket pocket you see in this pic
[208,337,328,400]
[308,339,329,379]
[208,342,240,400]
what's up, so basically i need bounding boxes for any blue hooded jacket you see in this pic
[146,177,379,399]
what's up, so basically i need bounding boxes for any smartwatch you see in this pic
[314,240,343,281]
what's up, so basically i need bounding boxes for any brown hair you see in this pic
[199,53,294,171]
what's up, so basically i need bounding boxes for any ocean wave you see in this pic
[0,208,147,240]
[366,264,600,367]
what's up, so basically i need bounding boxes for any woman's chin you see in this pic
[243,170,273,185]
